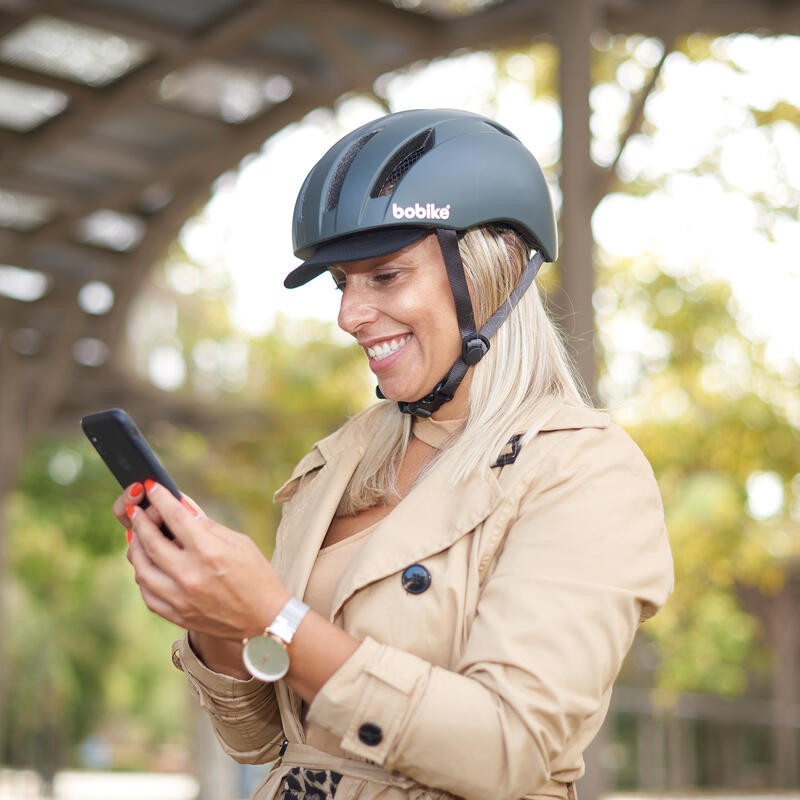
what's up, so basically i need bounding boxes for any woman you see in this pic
[116,109,673,800]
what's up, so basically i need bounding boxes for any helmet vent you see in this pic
[371,129,434,198]
[325,130,379,212]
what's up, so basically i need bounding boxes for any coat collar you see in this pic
[273,400,609,617]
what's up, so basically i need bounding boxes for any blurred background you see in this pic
[0,0,799,798]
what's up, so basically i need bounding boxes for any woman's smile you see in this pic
[364,334,413,371]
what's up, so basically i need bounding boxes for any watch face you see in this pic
[243,635,289,682]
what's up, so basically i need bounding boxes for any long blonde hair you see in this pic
[336,225,587,516]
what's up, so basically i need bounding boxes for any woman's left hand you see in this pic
[126,480,290,641]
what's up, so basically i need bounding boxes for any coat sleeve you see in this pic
[172,633,285,764]
[306,423,674,800]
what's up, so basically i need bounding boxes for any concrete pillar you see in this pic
[770,582,800,786]
[636,713,667,790]
[577,715,614,800]
[667,713,696,789]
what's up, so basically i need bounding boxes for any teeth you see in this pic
[367,335,411,361]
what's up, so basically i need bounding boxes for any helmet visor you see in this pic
[285,227,429,288]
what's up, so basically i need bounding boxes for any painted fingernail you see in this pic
[129,482,143,498]
[126,529,133,544]
[126,503,137,520]
[144,479,157,492]
[180,497,202,519]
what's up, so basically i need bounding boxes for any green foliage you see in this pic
[2,313,368,774]
[2,439,188,774]
[596,256,800,697]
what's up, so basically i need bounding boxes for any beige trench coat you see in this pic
[172,400,673,800]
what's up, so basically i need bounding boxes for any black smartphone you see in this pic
[81,408,182,539]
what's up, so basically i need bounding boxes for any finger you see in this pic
[138,584,184,628]
[113,482,146,526]
[128,532,182,599]
[181,494,207,519]
[127,503,185,576]
[143,480,202,549]
[142,503,164,528]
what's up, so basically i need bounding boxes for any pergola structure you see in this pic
[1,0,799,796]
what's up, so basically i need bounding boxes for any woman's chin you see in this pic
[377,379,435,405]
[376,379,412,403]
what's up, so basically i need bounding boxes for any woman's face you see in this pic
[332,234,463,407]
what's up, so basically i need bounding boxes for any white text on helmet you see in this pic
[392,202,451,221]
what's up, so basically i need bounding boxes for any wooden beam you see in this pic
[0,175,73,204]
[329,0,441,43]
[605,0,800,38]
[0,61,96,102]
[0,0,69,37]
[304,15,375,91]
[0,0,295,171]
[442,0,551,51]
[59,2,187,53]
[53,362,271,434]
[7,62,393,268]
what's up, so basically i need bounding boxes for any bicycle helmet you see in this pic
[286,108,557,417]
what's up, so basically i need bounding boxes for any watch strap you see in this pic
[267,597,310,645]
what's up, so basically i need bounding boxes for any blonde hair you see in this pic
[336,226,588,516]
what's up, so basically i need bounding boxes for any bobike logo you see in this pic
[392,202,451,221]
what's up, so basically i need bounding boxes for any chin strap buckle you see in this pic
[461,334,490,366]
[395,378,454,418]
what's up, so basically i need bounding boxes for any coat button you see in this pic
[401,564,431,594]
[358,723,383,746]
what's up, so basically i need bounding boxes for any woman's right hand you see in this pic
[113,484,252,680]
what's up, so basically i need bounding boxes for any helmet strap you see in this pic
[376,230,544,418]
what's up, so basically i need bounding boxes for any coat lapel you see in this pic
[274,436,364,601]
[329,459,503,619]
[275,399,610,620]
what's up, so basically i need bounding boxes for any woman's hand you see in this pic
[119,481,290,642]
[113,480,361,699]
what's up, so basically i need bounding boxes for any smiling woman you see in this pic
[118,109,673,800]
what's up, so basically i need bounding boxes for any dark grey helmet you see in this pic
[287,109,556,417]
[288,108,557,287]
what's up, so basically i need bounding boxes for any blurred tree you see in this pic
[595,256,800,698]
[1,260,369,778]
[2,438,187,784]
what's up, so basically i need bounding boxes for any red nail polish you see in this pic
[144,479,156,492]
[129,482,143,498]
[126,503,136,519]
[126,529,133,544]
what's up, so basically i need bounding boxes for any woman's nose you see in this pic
[337,283,378,334]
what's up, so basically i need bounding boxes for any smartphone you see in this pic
[81,408,182,539]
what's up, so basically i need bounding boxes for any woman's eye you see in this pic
[374,271,398,283]
[331,276,345,291]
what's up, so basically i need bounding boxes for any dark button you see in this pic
[279,739,288,757]
[401,564,431,594]
[358,723,383,746]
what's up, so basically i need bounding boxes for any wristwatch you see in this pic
[242,597,310,682]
